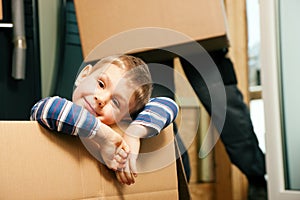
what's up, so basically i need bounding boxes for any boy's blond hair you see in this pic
[91,54,152,116]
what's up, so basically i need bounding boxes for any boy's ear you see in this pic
[74,64,93,86]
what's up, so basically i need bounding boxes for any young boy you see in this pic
[31,54,179,185]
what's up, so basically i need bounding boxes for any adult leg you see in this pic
[150,59,191,182]
[179,50,266,199]
[134,56,191,182]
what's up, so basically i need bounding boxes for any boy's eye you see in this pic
[112,97,120,108]
[98,80,105,88]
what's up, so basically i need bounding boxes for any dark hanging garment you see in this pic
[53,0,83,100]
[0,0,41,120]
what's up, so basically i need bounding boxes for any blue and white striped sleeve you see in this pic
[30,96,100,138]
[131,97,179,137]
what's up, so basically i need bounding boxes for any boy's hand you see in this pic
[92,123,130,171]
[115,134,140,185]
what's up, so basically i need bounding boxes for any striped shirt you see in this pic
[30,96,178,138]
[131,97,179,137]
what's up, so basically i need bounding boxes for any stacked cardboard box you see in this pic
[74,0,229,60]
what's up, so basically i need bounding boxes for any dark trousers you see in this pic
[138,49,266,182]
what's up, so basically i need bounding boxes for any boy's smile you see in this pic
[83,96,98,116]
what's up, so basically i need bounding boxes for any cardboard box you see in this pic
[0,0,2,20]
[74,0,229,60]
[0,121,178,199]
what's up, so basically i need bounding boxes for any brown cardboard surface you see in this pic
[0,121,178,199]
[0,0,2,20]
[74,0,229,59]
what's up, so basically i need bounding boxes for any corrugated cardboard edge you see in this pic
[82,190,178,200]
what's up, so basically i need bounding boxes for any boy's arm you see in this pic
[30,96,129,171]
[31,96,179,139]
[129,97,179,138]
[116,97,179,185]
[30,96,99,138]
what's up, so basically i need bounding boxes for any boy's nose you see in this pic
[94,92,110,108]
[94,96,105,108]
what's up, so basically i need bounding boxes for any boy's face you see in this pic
[72,64,135,125]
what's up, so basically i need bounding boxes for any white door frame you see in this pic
[260,0,300,199]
